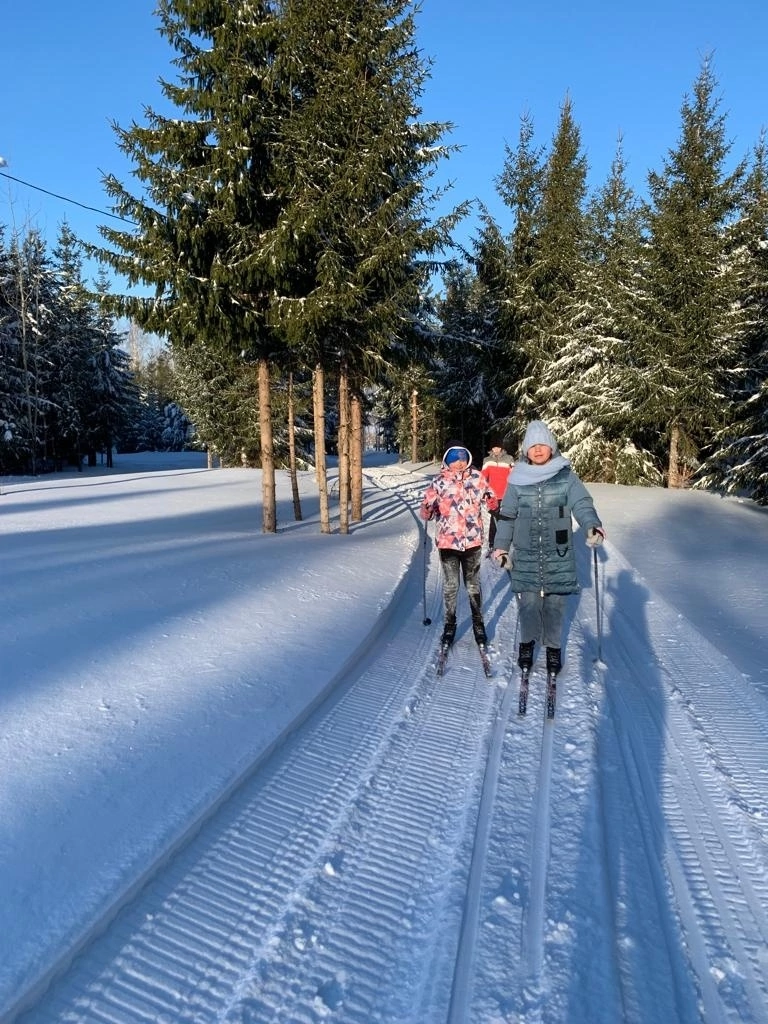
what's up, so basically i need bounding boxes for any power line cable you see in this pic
[0,170,137,225]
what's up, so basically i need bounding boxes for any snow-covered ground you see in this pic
[1,452,767,1024]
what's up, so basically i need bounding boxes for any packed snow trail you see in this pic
[17,529,514,1024]
[11,463,768,1024]
[587,545,768,1024]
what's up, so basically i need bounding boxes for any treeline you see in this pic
[437,61,768,501]
[0,223,195,473]
[0,223,138,474]
[92,1,763,514]
[3,1,766,516]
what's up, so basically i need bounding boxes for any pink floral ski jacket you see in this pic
[420,449,498,551]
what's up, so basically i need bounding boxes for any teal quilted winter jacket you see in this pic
[494,463,602,594]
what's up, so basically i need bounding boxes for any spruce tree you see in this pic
[0,227,24,469]
[697,134,768,501]
[267,0,455,531]
[87,270,141,465]
[5,231,58,473]
[50,223,98,468]
[514,96,588,424]
[485,102,587,433]
[481,114,545,440]
[535,97,588,308]
[434,264,504,454]
[172,343,259,464]
[95,0,288,530]
[95,0,453,532]
[643,57,746,486]
[541,143,662,483]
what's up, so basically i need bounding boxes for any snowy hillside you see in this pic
[2,453,767,1024]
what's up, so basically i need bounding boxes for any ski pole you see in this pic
[422,521,432,626]
[593,547,603,662]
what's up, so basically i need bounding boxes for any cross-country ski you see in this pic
[546,671,557,718]
[518,667,530,715]
[477,642,493,677]
[435,640,451,676]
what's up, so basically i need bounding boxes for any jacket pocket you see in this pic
[552,506,571,557]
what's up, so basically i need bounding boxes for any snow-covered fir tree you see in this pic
[476,113,545,443]
[50,224,104,467]
[540,142,662,484]
[266,0,457,530]
[511,96,588,426]
[0,227,23,463]
[642,57,747,487]
[96,0,289,528]
[86,270,140,464]
[697,134,768,501]
[475,102,588,439]
[1,230,59,473]
[0,226,137,473]
[172,343,260,465]
[160,402,194,451]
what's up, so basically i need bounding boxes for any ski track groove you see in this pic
[659,673,768,1021]
[446,636,520,1024]
[215,647,498,1024]
[19,614,437,1019]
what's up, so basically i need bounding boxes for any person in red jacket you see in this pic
[420,445,498,650]
[481,438,514,554]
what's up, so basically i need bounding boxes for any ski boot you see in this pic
[436,620,456,676]
[473,623,492,678]
[518,640,535,671]
[468,614,493,679]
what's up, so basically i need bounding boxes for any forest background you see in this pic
[2,0,767,531]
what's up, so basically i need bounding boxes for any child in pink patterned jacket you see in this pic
[420,445,499,649]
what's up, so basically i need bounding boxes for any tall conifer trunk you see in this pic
[668,422,681,488]
[258,358,276,532]
[338,363,350,535]
[313,363,331,534]
[410,388,419,462]
[287,371,302,521]
[351,390,363,522]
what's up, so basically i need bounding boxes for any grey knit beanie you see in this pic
[522,420,558,455]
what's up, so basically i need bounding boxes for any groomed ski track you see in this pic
[16,466,768,1024]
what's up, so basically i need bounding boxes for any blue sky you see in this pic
[2,0,766,287]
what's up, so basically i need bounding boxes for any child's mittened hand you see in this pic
[586,527,605,547]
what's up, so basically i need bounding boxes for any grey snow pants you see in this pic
[439,546,485,640]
